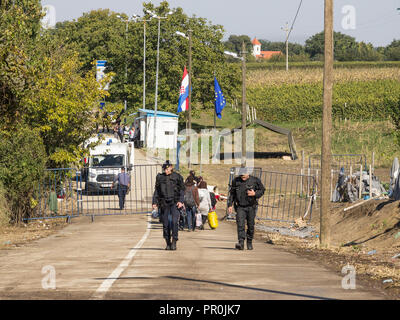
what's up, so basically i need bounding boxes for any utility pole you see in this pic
[282,22,289,71]
[320,0,334,248]
[241,42,247,168]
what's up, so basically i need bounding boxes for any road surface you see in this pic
[0,149,387,300]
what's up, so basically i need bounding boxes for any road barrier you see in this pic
[226,167,317,223]
[26,164,161,222]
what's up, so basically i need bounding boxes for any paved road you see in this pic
[0,211,386,300]
[0,148,387,300]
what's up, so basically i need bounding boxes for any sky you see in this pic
[41,0,400,47]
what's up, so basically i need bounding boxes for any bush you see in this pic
[0,126,47,223]
[0,182,11,227]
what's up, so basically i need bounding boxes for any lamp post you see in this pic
[146,10,173,149]
[175,30,193,169]
[116,14,132,111]
[240,42,247,168]
[132,15,153,110]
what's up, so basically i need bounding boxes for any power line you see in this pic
[287,0,303,41]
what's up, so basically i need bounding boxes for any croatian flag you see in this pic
[177,66,189,113]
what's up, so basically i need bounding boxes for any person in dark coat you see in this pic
[152,161,185,250]
[227,167,265,250]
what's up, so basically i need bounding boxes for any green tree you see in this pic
[224,35,253,55]
[53,1,241,116]
[0,0,43,129]
[305,31,359,61]
[355,42,383,61]
[23,38,111,167]
[0,126,47,223]
[385,40,400,61]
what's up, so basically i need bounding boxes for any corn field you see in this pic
[246,67,400,122]
[247,67,400,87]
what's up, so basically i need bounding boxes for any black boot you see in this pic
[165,239,171,250]
[171,239,177,251]
[247,240,253,250]
[235,240,244,250]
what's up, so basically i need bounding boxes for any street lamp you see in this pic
[131,14,153,110]
[146,9,173,149]
[116,14,136,111]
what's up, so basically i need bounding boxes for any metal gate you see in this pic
[27,164,161,222]
[28,168,81,222]
[78,164,161,217]
[227,167,317,223]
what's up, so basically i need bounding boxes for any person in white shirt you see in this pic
[197,180,212,230]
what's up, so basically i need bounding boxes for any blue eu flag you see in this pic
[214,77,226,119]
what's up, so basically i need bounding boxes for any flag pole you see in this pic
[213,71,216,130]
[187,29,193,170]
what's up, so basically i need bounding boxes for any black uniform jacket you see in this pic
[152,171,185,207]
[227,175,266,208]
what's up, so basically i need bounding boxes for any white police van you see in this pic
[83,139,134,192]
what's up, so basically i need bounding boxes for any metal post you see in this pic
[359,164,363,199]
[320,0,334,248]
[241,41,247,168]
[369,165,372,199]
[153,17,161,149]
[124,20,128,111]
[143,20,147,109]
[187,29,193,169]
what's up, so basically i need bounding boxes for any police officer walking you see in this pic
[227,168,265,250]
[152,161,185,251]
[112,167,131,210]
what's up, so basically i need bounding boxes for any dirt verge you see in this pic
[0,219,68,250]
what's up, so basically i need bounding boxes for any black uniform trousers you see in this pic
[162,202,180,241]
[118,185,128,210]
[236,205,257,242]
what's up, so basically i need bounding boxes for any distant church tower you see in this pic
[252,38,262,57]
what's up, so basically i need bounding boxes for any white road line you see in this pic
[91,214,152,300]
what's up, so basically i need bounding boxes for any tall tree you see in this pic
[305,31,359,61]
[385,40,400,61]
[53,1,241,115]
[0,0,43,129]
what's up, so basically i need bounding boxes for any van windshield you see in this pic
[90,154,124,167]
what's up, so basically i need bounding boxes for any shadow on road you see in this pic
[93,275,335,300]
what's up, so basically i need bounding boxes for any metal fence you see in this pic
[307,154,367,201]
[29,168,81,222]
[227,167,317,223]
[308,154,367,174]
[27,164,161,222]
[78,164,161,217]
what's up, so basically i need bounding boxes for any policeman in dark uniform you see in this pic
[227,167,265,250]
[152,161,185,251]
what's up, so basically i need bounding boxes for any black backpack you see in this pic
[184,186,196,208]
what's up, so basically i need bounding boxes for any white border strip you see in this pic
[91,214,151,299]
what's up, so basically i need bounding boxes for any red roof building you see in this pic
[252,37,282,60]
